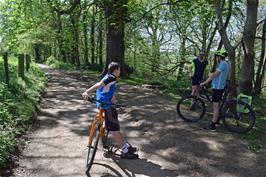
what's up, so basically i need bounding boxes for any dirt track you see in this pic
[10,65,266,177]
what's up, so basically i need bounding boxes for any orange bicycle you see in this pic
[86,97,123,171]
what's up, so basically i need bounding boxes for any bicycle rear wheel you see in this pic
[221,100,256,133]
[86,123,100,171]
[176,95,206,122]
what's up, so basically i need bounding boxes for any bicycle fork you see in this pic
[88,119,97,147]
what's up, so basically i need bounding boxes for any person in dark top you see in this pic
[190,50,209,95]
[82,62,138,159]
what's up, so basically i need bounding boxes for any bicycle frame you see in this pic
[198,87,212,102]
[88,109,105,147]
[198,85,230,111]
[86,97,128,172]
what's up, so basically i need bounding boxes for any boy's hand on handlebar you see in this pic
[82,92,89,101]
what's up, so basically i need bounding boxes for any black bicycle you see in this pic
[176,83,256,133]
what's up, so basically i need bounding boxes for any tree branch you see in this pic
[47,0,81,15]
[255,36,266,40]
[129,1,180,22]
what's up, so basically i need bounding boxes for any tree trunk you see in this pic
[70,12,80,68]
[214,0,236,87]
[151,35,160,73]
[18,54,25,79]
[56,13,67,62]
[25,54,31,72]
[91,7,96,64]
[239,0,258,94]
[177,38,186,79]
[103,0,127,76]
[3,52,9,85]
[99,11,103,67]
[206,24,217,61]
[82,12,89,67]
[254,18,266,94]
[34,46,41,63]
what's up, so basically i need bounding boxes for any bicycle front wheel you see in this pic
[221,100,256,133]
[176,95,206,122]
[86,124,100,171]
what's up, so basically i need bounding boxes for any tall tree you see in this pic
[239,0,259,94]
[81,2,89,67]
[47,0,80,62]
[215,0,236,86]
[254,18,266,94]
[98,10,104,67]
[70,5,81,68]
[90,6,96,64]
[103,0,128,75]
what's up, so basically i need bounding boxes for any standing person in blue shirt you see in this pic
[200,50,229,131]
[190,50,209,96]
[82,62,138,159]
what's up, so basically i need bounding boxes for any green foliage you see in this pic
[240,96,266,152]
[0,0,53,52]
[45,55,75,70]
[0,131,16,167]
[0,56,46,169]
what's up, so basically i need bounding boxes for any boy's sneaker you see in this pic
[203,123,216,131]
[121,152,139,159]
[128,146,138,154]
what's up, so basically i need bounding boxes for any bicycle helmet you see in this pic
[215,49,228,58]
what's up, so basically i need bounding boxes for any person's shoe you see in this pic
[128,146,138,154]
[203,123,216,131]
[121,152,139,159]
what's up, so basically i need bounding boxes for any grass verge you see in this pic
[0,56,46,173]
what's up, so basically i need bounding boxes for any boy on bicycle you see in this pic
[82,62,138,159]
[200,50,229,131]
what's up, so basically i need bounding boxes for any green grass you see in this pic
[0,56,46,170]
[238,96,266,152]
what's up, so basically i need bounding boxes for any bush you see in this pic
[0,56,46,170]
[45,55,74,69]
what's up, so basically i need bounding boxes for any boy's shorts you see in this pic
[104,107,120,131]
[212,89,225,102]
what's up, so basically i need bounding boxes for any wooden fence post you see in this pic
[25,54,31,72]
[18,54,25,79]
[3,52,9,85]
